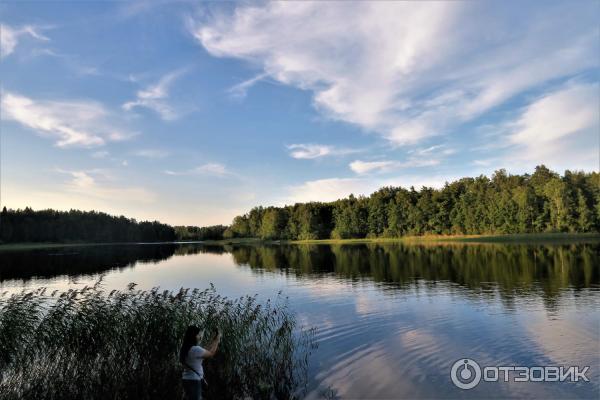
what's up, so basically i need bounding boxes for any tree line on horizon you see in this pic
[224,165,600,240]
[0,207,231,244]
[0,208,178,243]
[0,166,598,244]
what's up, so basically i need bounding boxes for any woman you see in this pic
[180,325,221,400]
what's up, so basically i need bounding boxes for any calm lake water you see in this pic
[1,242,599,399]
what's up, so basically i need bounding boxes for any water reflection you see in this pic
[230,243,599,308]
[1,242,598,306]
[0,244,178,281]
[0,241,598,399]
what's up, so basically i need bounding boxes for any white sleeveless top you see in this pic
[182,345,207,380]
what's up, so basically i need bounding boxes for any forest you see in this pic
[0,208,177,243]
[0,208,232,244]
[1,166,598,244]
[225,165,600,240]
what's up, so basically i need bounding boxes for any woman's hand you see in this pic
[204,330,222,358]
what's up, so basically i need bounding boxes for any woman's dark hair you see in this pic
[180,325,201,363]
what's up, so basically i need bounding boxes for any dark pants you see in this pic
[182,379,202,400]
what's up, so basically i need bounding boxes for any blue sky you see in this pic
[1,1,598,225]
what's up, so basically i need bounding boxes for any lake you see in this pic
[1,241,598,399]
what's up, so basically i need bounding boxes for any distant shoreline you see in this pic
[0,241,204,252]
[2,232,599,252]
[290,232,600,244]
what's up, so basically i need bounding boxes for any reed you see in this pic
[0,283,315,400]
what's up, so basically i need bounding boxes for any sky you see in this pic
[1,0,598,226]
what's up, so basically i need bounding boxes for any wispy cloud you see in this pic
[123,69,186,120]
[227,73,268,99]
[28,48,100,76]
[56,168,156,203]
[349,161,397,175]
[349,158,439,175]
[411,145,455,156]
[133,149,170,158]
[286,143,361,160]
[0,23,50,58]
[69,170,95,188]
[509,82,597,148]
[504,81,599,170]
[1,91,136,148]
[191,2,598,146]
[164,163,233,177]
[117,0,191,19]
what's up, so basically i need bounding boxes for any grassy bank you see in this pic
[0,284,314,400]
[2,232,598,251]
[436,232,600,243]
[210,232,600,245]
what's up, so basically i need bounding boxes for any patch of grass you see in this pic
[0,284,315,400]
[198,237,272,245]
[432,232,600,243]
[288,232,600,245]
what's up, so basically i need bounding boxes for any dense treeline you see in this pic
[2,166,598,244]
[173,225,228,241]
[0,209,232,244]
[227,166,600,240]
[0,208,176,243]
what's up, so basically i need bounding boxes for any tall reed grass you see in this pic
[0,282,315,399]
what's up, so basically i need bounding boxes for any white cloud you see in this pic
[286,143,360,160]
[1,91,135,148]
[288,144,331,159]
[285,178,379,204]
[0,24,49,58]
[193,163,228,176]
[57,169,156,203]
[70,171,95,188]
[510,83,597,147]
[349,160,397,175]
[349,158,440,174]
[164,163,232,177]
[227,73,268,99]
[412,145,455,156]
[191,2,598,146]
[505,82,599,170]
[123,69,186,120]
[414,145,443,155]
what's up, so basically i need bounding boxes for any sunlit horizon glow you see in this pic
[1,1,598,226]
